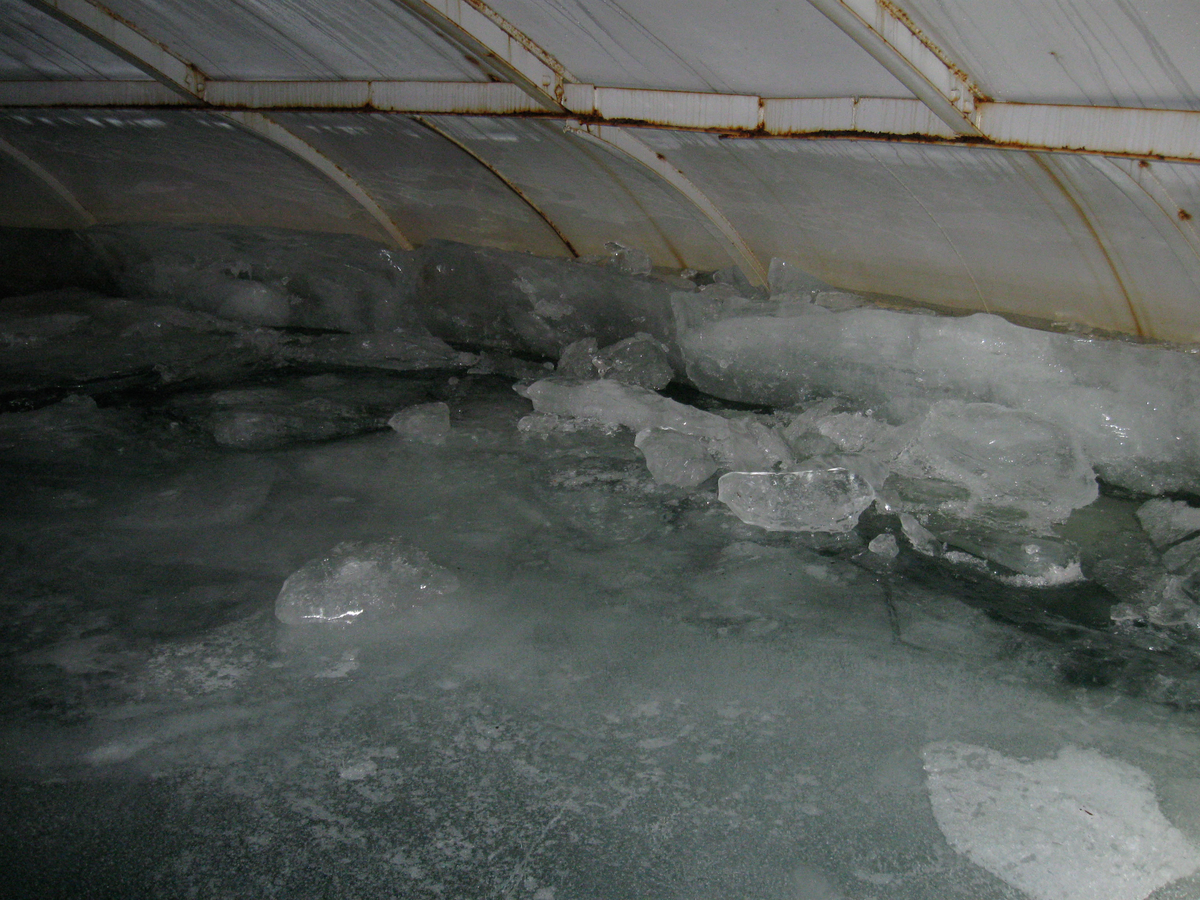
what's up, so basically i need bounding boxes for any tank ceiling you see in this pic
[3,0,1200,341]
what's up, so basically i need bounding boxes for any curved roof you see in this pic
[3,0,1200,340]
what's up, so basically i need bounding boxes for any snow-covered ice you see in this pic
[923,743,1200,900]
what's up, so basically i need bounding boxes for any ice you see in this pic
[717,468,875,533]
[388,401,451,444]
[923,743,1200,900]
[890,401,1097,529]
[275,331,472,372]
[556,333,674,390]
[275,538,459,625]
[678,303,1200,495]
[90,224,425,333]
[415,239,682,361]
[1136,498,1200,550]
[601,240,654,276]
[867,533,899,558]
[634,428,717,488]
[516,377,793,471]
[8,227,1200,898]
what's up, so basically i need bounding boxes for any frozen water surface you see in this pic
[2,233,1200,900]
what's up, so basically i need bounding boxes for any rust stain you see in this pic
[1179,209,1193,221]
[875,0,989,102]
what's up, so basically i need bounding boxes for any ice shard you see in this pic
[717,468,875,533]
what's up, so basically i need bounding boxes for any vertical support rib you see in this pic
[411,115,577,256]
[564,121,767,284]
[0,135,97,226]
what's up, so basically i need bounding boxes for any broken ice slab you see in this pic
[516,378,793,471]
[893,401,1097,529]
[557,333,673,391]
[678,304,1200,495]
[388,402,451,444]
[717,468,875,533]
[933,523,1083,584]
[275,538,458,625]
[634,428,717,489]
[1136,498,1200,550]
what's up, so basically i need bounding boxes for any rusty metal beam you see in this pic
[9,80,1200,164]
[806,0,982,136]
[563,120,767,284]
[13,0,414,249]
[0,134,97,226]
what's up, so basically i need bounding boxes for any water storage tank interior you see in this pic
[3,2,1200,898]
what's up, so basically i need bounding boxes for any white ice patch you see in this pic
[923,742,1200,900]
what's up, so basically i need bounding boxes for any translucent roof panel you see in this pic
[0,0,150,80]
[97,0,491,81]
[902,0,1200,108]
[485,0,914,96]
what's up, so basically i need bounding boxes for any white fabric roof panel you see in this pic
[0,0,148,80]
[271,111,573,254]
[426,116,738,268]
[93,0,492,82]
[898,0,1200,108]
[479,0,915,97]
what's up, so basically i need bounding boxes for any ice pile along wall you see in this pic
[5,224,1200,503]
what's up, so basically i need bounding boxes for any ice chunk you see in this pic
[1136,498,1200,550]
[899,513,942,555]
[602,241,653,277]
[867,533,899,558]
[93,224,425,333]
[516,378,792,471]
[388,402,451,444]
[275,538,458,625]
[717,468,875,533]
[634,429,717,488]
[678,306,1200,495]
[893,401,1096,529]
[556,334,673,390]
[923,742,1200,900]
[935,524,1083,583]
[555,337,601,380]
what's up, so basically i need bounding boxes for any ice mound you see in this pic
[388,402,451,444]
[892,401,1097,529]
[275,538,459,625]
[717,469,875,533]
[556,333,674,390]
[679,304,1200,495]
[922,742,1200,900]
[516,378,792,472]
[172,387,382,450]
